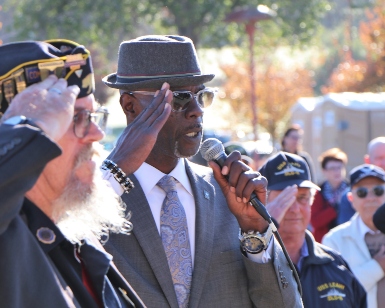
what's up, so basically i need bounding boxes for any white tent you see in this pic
[291,92,385,183]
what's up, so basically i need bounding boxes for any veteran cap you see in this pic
[259,151,320,191]
[0,39,94,118]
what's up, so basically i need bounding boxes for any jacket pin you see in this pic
[278,265,289,289]
[36,227,56,244]
[204,190,210,200]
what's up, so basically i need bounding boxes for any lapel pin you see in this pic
[204,190,210,200]
[36,227,56,244]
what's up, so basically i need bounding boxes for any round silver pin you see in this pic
[36,227,56,244]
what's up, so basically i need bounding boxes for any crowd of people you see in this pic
[0,34,384,308]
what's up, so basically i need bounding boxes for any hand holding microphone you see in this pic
[201,138,302,296]
[200,138,274,232]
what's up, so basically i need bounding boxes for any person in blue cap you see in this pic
[259,151,366,308]
[323,164,385,308]
[0,39,171,307]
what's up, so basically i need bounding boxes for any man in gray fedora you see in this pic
[102,35,302,308]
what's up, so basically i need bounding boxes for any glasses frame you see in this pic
[73,106,109,138]
[353,185,385,199]
[127,88,217,112]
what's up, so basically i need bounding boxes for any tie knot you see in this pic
[157,175,177,195]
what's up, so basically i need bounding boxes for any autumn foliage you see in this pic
[221,63,314,142]
[322,5,385,93]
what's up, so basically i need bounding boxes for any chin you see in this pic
[174,141,201,158]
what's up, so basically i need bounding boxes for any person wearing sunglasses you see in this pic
[323,164,385,308]
[0,39,172,307]
[102,35,302,308]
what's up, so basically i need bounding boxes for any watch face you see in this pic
[244,237,264,253]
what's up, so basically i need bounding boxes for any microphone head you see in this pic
[200,138,225,162]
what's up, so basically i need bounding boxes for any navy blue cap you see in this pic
[350,164,385,186]
[259,151,320,191]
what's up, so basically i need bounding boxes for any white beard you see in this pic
[52,144,132,245]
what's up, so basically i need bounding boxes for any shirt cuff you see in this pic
[246,236,274,263]
[101,167,124,196]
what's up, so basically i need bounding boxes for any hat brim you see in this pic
[352,174,385,186]
[102,73,215,90]
[268,179,320,191]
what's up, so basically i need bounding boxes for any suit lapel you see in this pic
[184,161,216,308]
[121,175,179,308]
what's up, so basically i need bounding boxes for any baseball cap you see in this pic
[350,164,385,186]
[259,151,320,191]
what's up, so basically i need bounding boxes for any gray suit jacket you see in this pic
[105,160,303,308]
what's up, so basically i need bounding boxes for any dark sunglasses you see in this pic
[73,106,109,138]
[353,185,385,198]
[128,88,217,112]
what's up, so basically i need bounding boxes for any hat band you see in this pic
[116,71,200,83]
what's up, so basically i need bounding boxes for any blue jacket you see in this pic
[300,231,366,308]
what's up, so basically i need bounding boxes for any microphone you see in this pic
[200,138,273,224]
[373,203,385,234]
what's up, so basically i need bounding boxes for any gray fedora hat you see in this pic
[103,35,215,90]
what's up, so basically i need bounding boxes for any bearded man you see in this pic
[0,39,171,307]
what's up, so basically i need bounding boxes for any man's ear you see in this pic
[120,93,140,119]
[347,191,353,202]
[347,191,358,212]
[364,154,370,164]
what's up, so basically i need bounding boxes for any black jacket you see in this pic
[300,230,367,308]
[0,123,145,308]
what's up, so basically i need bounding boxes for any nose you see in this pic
[80,122,105,143]
[185,97,204,119]
[289,200,301,213]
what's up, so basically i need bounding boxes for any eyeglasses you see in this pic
[353,185,385,199]
[128,88,217,112]
[296,195,312,206]
[73,106,109,138]
[324,165,344,172]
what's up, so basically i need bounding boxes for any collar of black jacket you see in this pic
[302,230,335,267]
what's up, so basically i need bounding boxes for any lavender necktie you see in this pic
[157,175,193,308]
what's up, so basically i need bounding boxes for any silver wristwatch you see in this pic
[3,116,28,125]
[2,116,40,129]
[239,224,273,254]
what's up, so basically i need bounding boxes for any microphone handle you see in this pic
[213,154,272,224]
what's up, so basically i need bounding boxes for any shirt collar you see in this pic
[357,215,378,236]
[134,159,193,196]
[296,239,309,271]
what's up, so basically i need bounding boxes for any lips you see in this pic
[185,131,199,137]
[183,123,203,138]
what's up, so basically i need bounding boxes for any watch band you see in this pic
[2,115,41,130]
